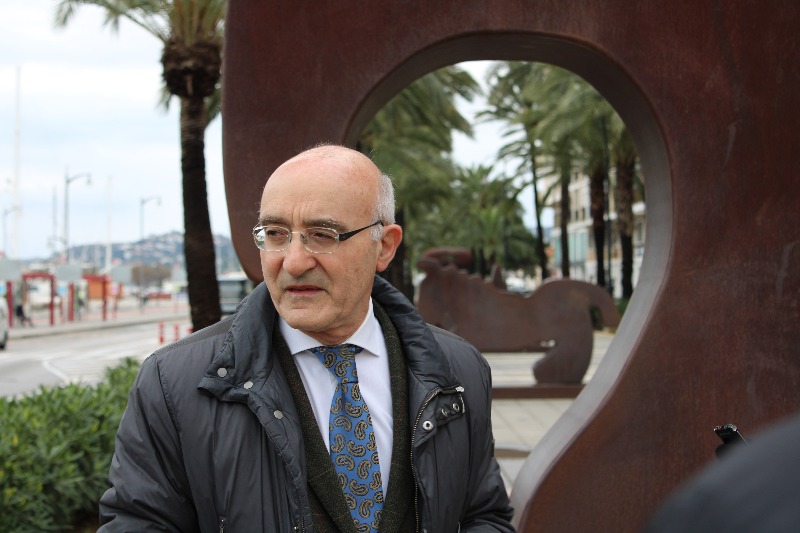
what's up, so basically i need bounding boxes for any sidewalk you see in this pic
[9,298,613,492]
[486,331,614,492]
[8,297,190,340]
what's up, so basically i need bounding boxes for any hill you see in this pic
[34,232,243,274]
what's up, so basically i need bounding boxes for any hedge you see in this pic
[0,358,140,533]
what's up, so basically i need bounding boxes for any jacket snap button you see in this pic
[274,410,284,420]
[452,402,461,412]
[422,420,433,431]
[216,368,228,378]
[243,380,253,389]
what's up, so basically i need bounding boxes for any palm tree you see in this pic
[549,137,576,278]
[555,85,636,295]
[411,164,536,277]
[482,61,593,281]
[527,64,617,290]
[54,0,225,330]
[455,166,534,276]
[483,61,642,294]
[611,122,638,299]
[358,66,480,298]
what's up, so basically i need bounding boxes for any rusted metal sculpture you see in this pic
[222,2,800,531]
[416,256,620,389]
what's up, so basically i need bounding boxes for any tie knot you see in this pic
[310,344,364,383]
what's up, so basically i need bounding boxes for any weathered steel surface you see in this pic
[417,257,621,384]
[223,2,800,531]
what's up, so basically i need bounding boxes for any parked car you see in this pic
[218,272,255,315]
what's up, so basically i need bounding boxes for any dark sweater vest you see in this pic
[274,302,417,533]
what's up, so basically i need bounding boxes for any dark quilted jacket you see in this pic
[98,276,514,532]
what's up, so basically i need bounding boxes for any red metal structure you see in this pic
[83,274,109,322]
[221,3,800,530]
[5,281,12,329]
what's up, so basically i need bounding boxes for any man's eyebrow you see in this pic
[257,215,287,226]
[257,215,345,231]
[307,217,345,231]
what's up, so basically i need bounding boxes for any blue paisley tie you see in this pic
[310,344,384,532]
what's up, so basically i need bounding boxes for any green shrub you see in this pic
[615,297,630,318]
[0,358,140,533]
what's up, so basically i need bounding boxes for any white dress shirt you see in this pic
[279,299,393,495]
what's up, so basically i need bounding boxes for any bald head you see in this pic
[263,145,395,234]
[281,144,376,172]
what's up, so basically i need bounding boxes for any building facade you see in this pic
[546,169,646,300]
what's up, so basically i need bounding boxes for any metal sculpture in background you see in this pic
[416,248,620,395]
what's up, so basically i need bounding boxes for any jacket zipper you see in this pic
[410,384,464,532]
[218,517,225,533]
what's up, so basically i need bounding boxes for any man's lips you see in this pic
[285,284,322,295]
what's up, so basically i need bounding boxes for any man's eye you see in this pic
[308,230,337,242]
[265,228,288,239]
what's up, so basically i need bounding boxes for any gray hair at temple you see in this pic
[371,173,396,241]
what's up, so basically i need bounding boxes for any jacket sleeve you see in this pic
[98,354,199,532]
[459,346,516,532]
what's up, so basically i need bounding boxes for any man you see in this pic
[99,145,514,532]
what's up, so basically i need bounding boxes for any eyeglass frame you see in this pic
[252,220,383,254]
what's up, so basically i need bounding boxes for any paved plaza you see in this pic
[486,332,613,492]
[9,298,614,493]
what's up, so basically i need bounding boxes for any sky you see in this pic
[0,2,525,261]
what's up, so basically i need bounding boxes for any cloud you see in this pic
[0,1,227,260]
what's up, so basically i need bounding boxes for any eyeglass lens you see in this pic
[253,226,340,253]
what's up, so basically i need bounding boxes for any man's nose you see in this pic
[282,233,316,275]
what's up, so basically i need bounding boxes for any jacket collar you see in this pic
[200,275,459,402]
[198,282,277,402]
[370,275,457,391]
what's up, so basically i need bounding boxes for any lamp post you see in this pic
[105,176,113,274]
[138,196,160,305]
[64,169,91,263]
[3,206,20,257]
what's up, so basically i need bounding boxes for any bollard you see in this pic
[174,324,180,342]
[158,322,165,344]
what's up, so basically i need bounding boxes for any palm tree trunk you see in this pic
[529,146,549,281]
[590,167,606,288]
[616,158,635,298]
[180,96,220,329]
[559,165,571,278]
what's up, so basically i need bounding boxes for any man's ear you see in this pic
[376,224,403,272]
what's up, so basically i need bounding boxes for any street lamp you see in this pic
[138,196,160,303]
[3,206,20,257]
[64,169,91,263]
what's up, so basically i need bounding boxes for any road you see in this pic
[0,300,616,491]
[0,316,190,398]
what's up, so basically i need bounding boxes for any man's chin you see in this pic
[279,309,323,333]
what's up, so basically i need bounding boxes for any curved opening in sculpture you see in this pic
[344,30,672,492]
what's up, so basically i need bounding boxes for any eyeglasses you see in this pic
[252,220,383,254]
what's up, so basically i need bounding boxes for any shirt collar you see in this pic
[279,298,386,358]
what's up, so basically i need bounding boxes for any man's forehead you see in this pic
[265,160,347,193]
[263,161,378,200]
[270,147,378,183]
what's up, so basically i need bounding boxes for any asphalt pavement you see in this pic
[7,297,613,493]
